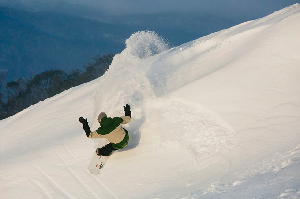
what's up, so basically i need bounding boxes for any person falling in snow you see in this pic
[79,104,131,156]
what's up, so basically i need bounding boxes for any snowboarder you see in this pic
[79,104,131,157]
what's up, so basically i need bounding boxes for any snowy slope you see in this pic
[1,4,300,199]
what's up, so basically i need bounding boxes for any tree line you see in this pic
[0,54,114,120]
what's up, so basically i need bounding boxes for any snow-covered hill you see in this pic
[1,4,300,199]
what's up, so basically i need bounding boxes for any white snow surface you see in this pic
[1,4,300,199]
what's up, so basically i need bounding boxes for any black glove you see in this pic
[79,117,91,137]
[79,117,87,124]
[124,104,131,118]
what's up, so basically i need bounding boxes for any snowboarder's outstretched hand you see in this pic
[124,104,131,118]
[79,117,91,137]
[79,117,87,124]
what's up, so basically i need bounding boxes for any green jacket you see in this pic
[89,116,131,149]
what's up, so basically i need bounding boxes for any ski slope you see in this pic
[1,4,300,199]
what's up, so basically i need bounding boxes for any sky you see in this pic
[64,0,299,18]
[1,0,299,18]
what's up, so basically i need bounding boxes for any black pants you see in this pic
[97,143,116,156]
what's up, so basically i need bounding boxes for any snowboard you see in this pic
[88,138,110,175]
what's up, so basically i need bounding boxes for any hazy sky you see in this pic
[1,0,299,19]
[64,0,299,17]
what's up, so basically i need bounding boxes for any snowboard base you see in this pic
[88,152,109,175]
[88,138,110,175]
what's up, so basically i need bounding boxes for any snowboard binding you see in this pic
[96,143,116,156]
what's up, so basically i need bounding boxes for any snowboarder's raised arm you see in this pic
[121,116,131,124]
[121,104,131,124]
[79,117,105,138]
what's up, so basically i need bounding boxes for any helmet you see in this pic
[98,112,107,121]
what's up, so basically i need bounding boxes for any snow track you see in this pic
[63,145,119,199]
[30,179,54,199]
[26,145,120,199]
[56,152,99,199]
[32,164,76,199]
